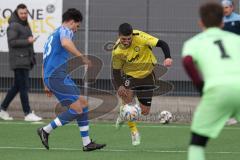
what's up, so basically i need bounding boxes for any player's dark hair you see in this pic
[199,2,223,28]
[62,8,83,23]
[119,23,133,36]
[16,3,27,10]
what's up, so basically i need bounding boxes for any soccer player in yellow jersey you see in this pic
[112,23,173,145]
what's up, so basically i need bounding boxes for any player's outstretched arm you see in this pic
[61,38,91,66]
[156,40,173,67]
[61,38,83,57]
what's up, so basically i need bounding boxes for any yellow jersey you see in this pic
[112,30,159,78]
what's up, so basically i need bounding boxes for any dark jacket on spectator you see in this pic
[7,11,35,70]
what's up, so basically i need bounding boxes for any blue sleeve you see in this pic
[59,26,73,40]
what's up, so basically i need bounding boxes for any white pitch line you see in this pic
[0,146,239,154]
[0,121,239,130]
[0,121,45,125]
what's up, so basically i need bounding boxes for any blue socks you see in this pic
[43,108,79,133]
[76,107,91,146]
[43,107,91,146]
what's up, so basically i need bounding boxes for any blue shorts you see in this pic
[44,76,80,107]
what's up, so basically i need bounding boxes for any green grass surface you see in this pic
[0,121,239,160]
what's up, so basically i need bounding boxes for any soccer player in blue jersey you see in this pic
[37,8,106,151]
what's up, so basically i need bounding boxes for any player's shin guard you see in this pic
[76,107,91,146]
[43,108,79,133]
[128,121,138,133]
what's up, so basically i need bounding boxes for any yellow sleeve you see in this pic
[140,31,159,47]
[112,51,125,69]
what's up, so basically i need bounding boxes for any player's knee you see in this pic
[138,98,152,107]
[70,107,82,114]
[79,96,88,107]
[140,104,150,115]
[141,111,149,116]
[121,95,134,104]
[190,132,209,147]
[70,99,83,114]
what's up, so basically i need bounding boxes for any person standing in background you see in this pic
[0,4,42,121]
[222,0,239,125]
[222,0,240,35]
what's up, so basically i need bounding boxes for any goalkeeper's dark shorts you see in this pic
[123,73,156,107]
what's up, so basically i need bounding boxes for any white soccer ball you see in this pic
[159,110,173,124]
[121,103,141,121]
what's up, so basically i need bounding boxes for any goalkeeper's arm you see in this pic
[182,55,204,94]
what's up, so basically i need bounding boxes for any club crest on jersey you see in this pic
[134,46,140,52]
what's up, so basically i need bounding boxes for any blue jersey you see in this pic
[223,12,240,35]
[43,26,74,78]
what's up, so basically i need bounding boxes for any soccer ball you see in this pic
[120,103,141,121]
[159,110,172,124]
